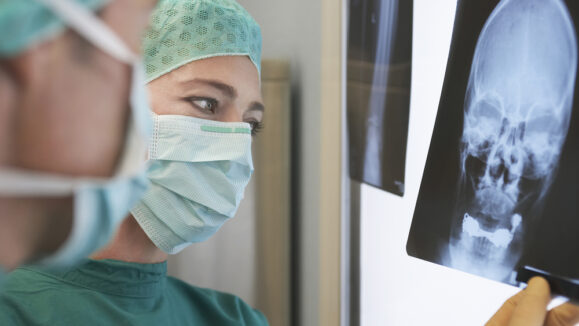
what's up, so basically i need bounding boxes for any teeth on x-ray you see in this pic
[462,213,521,249]
[449,0,577,281]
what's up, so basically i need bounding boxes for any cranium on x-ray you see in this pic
[446,0,577,282]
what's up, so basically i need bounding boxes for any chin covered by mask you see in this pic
[131,114,254,254]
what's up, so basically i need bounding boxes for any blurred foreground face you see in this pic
[1,0,156,176]
[0,0,156,269]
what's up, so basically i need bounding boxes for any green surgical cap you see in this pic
[143,0,262,83]
[0,0,109,57]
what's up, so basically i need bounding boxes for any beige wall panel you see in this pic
[254,60,292,326]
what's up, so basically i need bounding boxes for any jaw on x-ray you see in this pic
[445,0,578,282]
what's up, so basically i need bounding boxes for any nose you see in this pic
[489,128,524,184]
[220,105,244,123]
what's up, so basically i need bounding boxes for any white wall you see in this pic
[359,1,520,325]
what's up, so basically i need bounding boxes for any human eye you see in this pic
[248,120,263,136]
[186,97,218,114]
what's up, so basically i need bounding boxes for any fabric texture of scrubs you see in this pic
[0,259,268,325]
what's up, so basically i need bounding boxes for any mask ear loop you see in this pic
[34,0,135,63]
[0,170,96,196]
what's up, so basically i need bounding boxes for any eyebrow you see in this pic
[249,101,265,113]
[182,77,265,113]
[183,78,237,99]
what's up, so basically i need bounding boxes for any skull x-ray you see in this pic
[407,0,579,294]
[346,0,413,196]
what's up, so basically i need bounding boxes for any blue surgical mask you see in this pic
[131,113,254,254]
[0,0,152,267]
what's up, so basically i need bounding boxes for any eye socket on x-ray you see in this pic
[470,99,502,122]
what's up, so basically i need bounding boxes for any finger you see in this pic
[545,302,579,326]
[485,290,526,326]
[509,277,551,326]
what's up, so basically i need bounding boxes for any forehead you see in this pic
[168,56,260,92]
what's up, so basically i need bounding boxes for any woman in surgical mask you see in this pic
[0,1,268,325]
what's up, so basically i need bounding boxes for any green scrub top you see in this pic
[0,259,268,325]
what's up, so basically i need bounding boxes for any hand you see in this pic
[486,277,579,326]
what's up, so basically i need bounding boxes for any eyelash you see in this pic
[249,120,263,136]
[185,96,262,135]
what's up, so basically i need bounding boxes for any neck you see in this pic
[91,214,168,264]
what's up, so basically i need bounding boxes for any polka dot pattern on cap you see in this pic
[142,0,262,83]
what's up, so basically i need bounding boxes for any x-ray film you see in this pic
[346,0,413,196]
[407,0,579,296]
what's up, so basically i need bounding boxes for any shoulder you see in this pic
[2,266,70,293]
[0,267,75,324]
[166,276,269,325]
